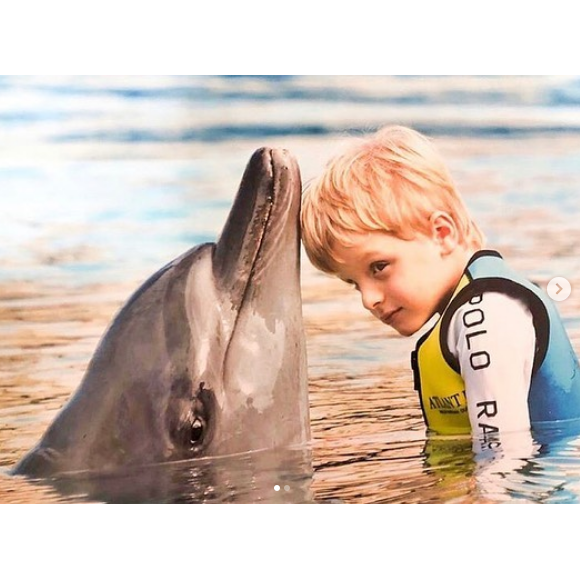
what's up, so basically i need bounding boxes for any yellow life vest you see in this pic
[411,274,471,435]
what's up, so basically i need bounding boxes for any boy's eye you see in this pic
[344,279,360,291]
[371,261,389,275]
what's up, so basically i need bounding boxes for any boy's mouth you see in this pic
[380,308,402,326]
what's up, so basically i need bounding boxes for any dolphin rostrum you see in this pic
[13,147,311,479]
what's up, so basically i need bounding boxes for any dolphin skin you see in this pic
[13,147,311,479]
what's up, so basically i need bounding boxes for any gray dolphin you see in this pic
[13,147,311,479]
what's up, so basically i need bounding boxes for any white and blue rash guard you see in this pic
[447,291,536,443]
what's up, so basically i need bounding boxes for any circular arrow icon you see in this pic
[547,277,572,302]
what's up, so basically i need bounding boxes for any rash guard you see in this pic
[447,292,536,442]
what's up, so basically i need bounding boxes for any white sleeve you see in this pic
[447,291,536,447]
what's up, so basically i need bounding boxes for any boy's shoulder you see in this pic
[455,249,548,323]
[449,290,534,330]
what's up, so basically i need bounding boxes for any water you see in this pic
[2,75,580,503]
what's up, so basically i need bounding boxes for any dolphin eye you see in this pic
[190,418,204,446]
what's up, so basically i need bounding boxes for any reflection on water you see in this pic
[310,367,580,504]
[4,447,314,504]
[2,76,580,503]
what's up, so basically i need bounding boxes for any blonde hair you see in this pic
[301,125,484,275]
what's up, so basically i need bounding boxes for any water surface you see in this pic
[2,75,580,503]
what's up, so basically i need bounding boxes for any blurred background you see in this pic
[2,75,580,283]
[2,75,580,503]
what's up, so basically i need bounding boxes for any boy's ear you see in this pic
[429,211,459,254]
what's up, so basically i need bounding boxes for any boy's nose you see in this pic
[360,286,383,313]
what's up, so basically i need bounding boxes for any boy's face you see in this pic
[332,230,462,337]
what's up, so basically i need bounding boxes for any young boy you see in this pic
[301,125,580,447]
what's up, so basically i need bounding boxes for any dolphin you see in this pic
[13,147,311,479]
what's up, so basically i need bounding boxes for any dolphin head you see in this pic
[13,147,310,479]
[164,147,310,459]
